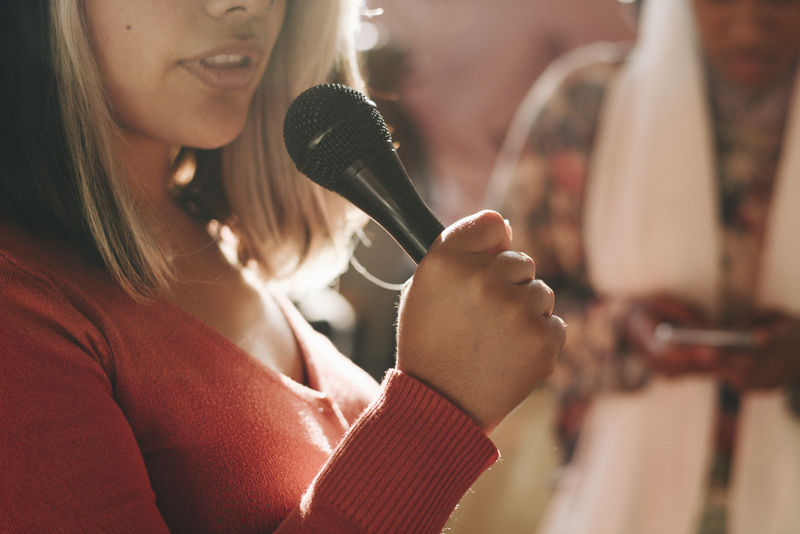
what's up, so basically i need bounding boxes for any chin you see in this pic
[190,132,243,150]
[185,114,250,150]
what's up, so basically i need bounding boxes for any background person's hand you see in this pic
[396,211,566,433]
[625,294,721,377]
[714,313,800,391]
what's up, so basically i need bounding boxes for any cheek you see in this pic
[113,80,256,149]
[86,1,277,149]
[101,49,258,149]
[89,28,181,139]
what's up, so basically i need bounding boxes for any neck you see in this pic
[117,132,174,203]
[116,131,237,285]
[114,132,302,381]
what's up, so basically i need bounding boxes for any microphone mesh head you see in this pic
[283,84,393,191]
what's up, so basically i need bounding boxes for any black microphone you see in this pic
[283,83,444,264]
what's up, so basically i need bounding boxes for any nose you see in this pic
[205,0,276,18]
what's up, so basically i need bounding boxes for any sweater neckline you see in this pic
[154,289,327,399]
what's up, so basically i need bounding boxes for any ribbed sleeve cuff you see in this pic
[303,369,499,533]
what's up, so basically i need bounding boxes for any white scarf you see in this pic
[539,1,800,533]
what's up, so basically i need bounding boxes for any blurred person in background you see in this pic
[490,0,800,532]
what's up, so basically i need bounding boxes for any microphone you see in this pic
[283,83,444,264]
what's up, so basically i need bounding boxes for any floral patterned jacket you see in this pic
[495,43,797,461]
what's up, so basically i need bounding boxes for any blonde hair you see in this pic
[49,0,366,298]
[223,0,367,287]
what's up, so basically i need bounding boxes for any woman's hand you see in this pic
[624,294,720,377]
[714,313,800,391]
[395,211,566,433]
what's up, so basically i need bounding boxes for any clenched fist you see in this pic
[396,211,566,433]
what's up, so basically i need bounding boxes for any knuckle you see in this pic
[518,251,536,271]
[548,316,568,352]
[533,278,554,297]
[526,279,555,315]
[496,250,520,263]
[506,251,537,271]
[491,251,534,280]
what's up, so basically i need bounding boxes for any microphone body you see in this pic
[341,145,443,264]
[283,83,444,264]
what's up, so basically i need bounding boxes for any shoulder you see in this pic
[0,219,120,376]
[489,42,630,207]
[519,41,630,143]
[539,42,630,102]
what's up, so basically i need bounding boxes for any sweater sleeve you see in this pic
[0,255,172,533]
[275,370,499,533]
[1,254,498,533]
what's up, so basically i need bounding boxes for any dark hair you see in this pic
[0,2,97,260]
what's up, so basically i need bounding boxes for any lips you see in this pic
[180,44,264,91]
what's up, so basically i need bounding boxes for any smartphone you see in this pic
[654,322,757,349]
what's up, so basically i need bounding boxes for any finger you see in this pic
[435,210,512,255]
[524,279,555,318]
[751,320,785,347]
[489,251,537,285]
[545,314,568,363]
[627,308,664,356]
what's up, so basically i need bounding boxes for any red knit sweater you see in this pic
[0,219,498,533]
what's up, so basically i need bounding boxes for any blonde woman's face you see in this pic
[692,0,800,90]
[84,0,286,149]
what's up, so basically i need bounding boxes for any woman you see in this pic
[0,1,565,532]
[491,0,800,533]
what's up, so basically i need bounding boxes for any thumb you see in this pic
[433,210,513,255]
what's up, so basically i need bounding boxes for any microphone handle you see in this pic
[341,148,444,264]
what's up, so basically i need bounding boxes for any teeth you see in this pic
[202,54,248,67]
